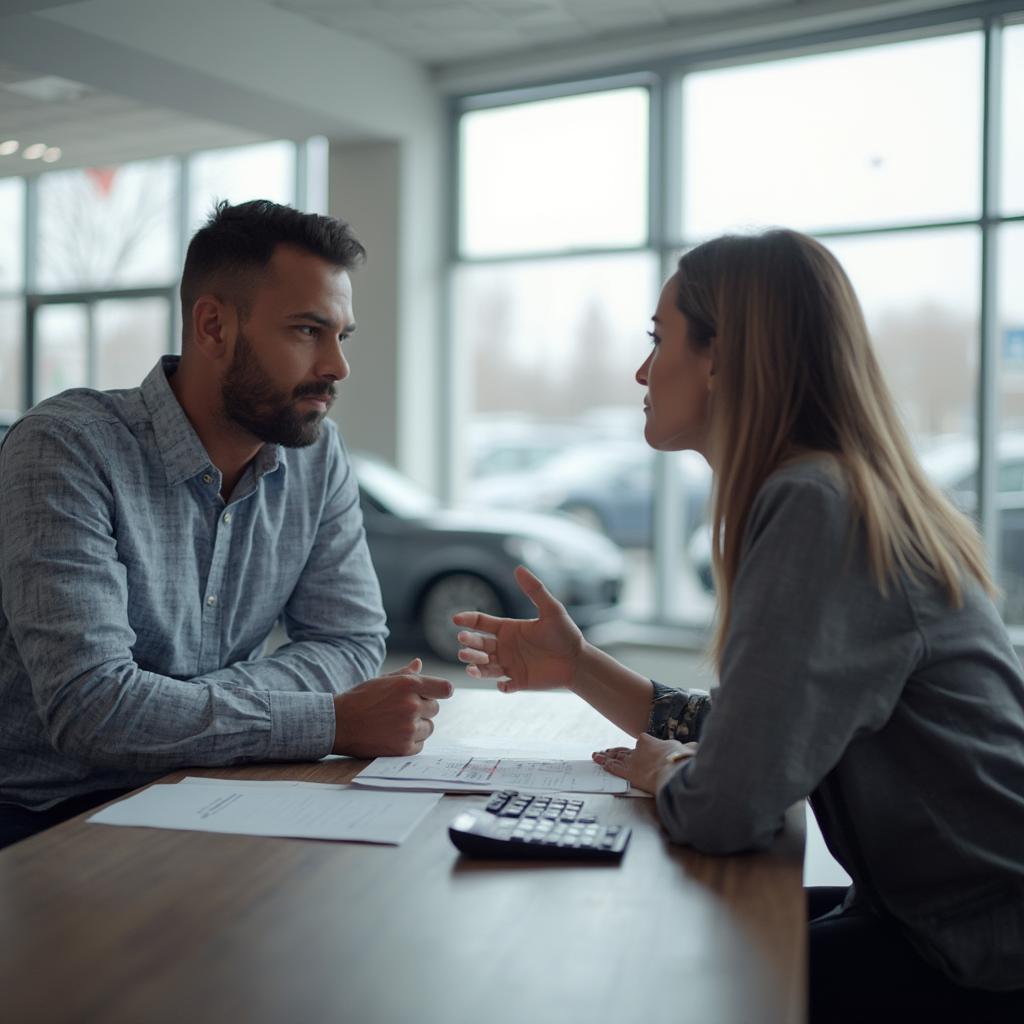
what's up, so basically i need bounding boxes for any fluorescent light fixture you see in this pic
[0,139,18,156]
[42,146,61,163]
[22,143,46,160]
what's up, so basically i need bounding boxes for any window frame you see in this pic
[446,3,1024,632]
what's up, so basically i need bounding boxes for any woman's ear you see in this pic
[706,338,718,389]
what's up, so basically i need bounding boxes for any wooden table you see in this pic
[0,689,805,1024]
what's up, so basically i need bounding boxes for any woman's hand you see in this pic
[593,735,699,794]
[452,565,584,693]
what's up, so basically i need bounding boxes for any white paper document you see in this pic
[354,752,628,794]
[88,778,441,844]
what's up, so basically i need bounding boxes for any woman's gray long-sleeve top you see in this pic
[648,456,1024,991]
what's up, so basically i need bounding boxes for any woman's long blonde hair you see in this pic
[674,230,995,669]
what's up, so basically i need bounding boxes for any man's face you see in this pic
[220,244,354,448]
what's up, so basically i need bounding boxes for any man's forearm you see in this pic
[229,633,387,694]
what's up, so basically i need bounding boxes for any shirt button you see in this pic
[202,473,214,485]
[222,512,232,525]
[206,595,218,607]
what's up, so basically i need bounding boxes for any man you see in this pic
[0,199,451,849]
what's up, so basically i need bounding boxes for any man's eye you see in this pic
[297,325,318,337]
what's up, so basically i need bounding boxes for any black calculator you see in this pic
[447,790,631,862]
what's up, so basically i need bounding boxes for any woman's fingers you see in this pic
[593,747,631,762]
[596,752,630,778]
[514,565,563,615]
[456,630,496,654]
[452,610,506,633]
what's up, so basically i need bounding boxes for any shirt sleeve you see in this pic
[218,430,388,695]
[647,681,713,742]
[0,417,343,771]
[654,470,923,853]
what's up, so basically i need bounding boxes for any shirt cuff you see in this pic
[266,691,336,761]
[647,680,713,742]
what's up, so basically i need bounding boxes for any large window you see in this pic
[36,159,177,292]
[453,14,1024,630]
[0,138,315,412]
[682,34,982,236]
[455,87,662,616]
[459,88,649,257]
[1003,23,1024,214]
[188,140,296,231]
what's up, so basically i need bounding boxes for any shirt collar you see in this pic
[140,356,282,488]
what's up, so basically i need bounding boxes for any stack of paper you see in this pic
[88,777,441,845]
[353,748,629,794]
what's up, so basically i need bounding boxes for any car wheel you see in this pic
[560,503,606,536]
[419,573,505,662]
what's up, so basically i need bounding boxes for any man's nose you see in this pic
[322,344,350,382]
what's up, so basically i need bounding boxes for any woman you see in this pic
[453,230,1024,1022]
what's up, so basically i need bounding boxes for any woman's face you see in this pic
[635,274,715,456]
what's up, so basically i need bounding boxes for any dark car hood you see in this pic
[415,506,623,564]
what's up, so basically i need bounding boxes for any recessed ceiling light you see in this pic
[0,139,18,156]
[5,75,90,103]
[42,146,61,163]
[23,143,46,160]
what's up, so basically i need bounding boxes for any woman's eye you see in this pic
[646,330,660,347]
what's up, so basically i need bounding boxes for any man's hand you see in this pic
[332,658,453,757]
[592,735,699,794]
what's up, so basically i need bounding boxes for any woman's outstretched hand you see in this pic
[593,735,698,794]
[452,565,584,693]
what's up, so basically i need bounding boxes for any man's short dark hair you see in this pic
[179,199,366,333]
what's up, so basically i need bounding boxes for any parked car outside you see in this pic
[469,416,589,480]
[354,453,625,660]
[470,440,712,549]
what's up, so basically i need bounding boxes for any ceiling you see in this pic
[270,0,785,64]
[0,60,264,180]
[0,0,978,180]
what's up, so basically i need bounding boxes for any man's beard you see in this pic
[221,329,334,448]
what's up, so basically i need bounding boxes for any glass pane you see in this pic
[1002,23,1024,214]
[824,228,980,447]
[683,33,983,236]
[460,88,648,257]
[35,304,88,402]
[0,300,23,418]
[455,251,661,616]
[998,224,1024,623]
[36,160,177,292]
[189,141,295,232]
[95,298,170,390]
[0,178,25,292]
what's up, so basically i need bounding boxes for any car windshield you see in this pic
[353,454,438,518]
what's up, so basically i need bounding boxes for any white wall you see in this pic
[326,128,445,491]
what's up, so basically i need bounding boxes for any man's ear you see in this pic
[190,295,237,362]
